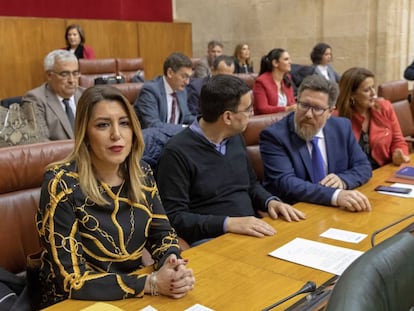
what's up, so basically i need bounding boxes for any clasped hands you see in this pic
[150,254,195,299]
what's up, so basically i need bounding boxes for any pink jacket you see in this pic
[350,98,409,166]
[253,72,295,115]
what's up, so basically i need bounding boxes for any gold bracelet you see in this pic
[150,271,159,296]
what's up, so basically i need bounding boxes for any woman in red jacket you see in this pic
[64,24,95,59]
[253,48,296,115]
[336,67,410,169]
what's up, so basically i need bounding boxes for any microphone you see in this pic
[261,281,317,311]
[371,212,414,247]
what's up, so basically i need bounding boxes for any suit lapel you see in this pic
[159,78,169,122]
[45,84,74,138]
[288,116,313,178]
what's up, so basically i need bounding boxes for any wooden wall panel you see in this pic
[0,17,65,98]
[0,17,192,99]
[66,19,139,59]
[137,22,192,80]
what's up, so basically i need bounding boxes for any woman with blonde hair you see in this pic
[233,43,254,73]
[336,67,409,168]
[64,24,95,59]
[32,86,194,309]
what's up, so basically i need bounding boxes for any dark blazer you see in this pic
[404,60,414,80]
[260,113,372,206]
[186,76,209,116]
[313,64,340,83]
[22,83,84,140]
[134,76,195,131]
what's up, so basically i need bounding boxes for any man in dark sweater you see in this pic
[156,75,305,246]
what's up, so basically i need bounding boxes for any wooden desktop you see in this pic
[43,156,414,311]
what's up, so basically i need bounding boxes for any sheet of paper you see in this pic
[184,303,215,311]
[320,228,367,243]
[139,306,158,311]
[269,237,363,275]
[80,302,124,311]
[377,183,414,198]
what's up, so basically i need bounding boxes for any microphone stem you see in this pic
[261,292,297,311]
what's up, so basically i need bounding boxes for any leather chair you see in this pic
[112,82,144,104]
[1,96,22,108]
[242,112,288,181]
[325,232,414,311]
[0,140,74,274]
[116,58,145,82]
[79,58,117,88]
[377,80,414,149]
[234,73,257,89]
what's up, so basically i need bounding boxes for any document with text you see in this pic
[269,237,363,275]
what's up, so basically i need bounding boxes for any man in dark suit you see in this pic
[22,50,84,141]
[186,54,235,115]
[133,52,195,131]
[260,75,372,212]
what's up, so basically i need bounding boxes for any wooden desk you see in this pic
[44,158,414,311]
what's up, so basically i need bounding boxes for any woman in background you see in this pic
[336,67,409,169]
[32,86,194,309]
[253,48,296,114]
[233,43,254,73]
[64,24,95,59]
[310,43,340,83]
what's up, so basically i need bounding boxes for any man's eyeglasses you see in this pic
[50,71,81,79]
[297,101,330,116]
[232,104,254,114]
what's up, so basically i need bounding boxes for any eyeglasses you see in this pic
[50,70,81,79]
[297,101,330,116]
[232,104,254,114]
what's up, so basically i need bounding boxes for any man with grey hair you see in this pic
[22,49,84,140]
[192,40,224,78]
[260,75,372,212]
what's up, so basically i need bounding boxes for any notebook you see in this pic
[395,166,414,180]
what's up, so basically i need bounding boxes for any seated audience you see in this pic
[233,43,254,73]
[336,67,410,168]
[403,59,414,80]
[157,75,305,246]
[22,49,84,140]
[192,40,224,78]
[64,24,95,59]
[260,75,372,212]
[187,54,235,115]
[253,48,296,114]
[31,86,195,309]
[134,52,195,131]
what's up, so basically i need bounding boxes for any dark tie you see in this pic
[169,93,177,124]
[62,98,75,130]
[311,136,326,183]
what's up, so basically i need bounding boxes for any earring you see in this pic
[350,97,355,106]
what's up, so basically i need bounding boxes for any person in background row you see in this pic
[157,75,305,247]
[31,86,195,309]
[192,40,224,78]
[309,43,340,83]
[403,58,414,80]
[187,54,235,115]
[335,67,410,169]
[253,48,296,115]
[64,24,95,59]
[233,43,254,74]
[134,52,195,131]
[260,75,372,212]
[22,49,84,140]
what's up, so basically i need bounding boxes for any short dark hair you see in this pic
[298,75,338,107]
[207,40,223,49]
[310,43,332,65]
[212,55,234,70]
[65,24,86,46]
[163,52,192,75]
[200,75,251,122]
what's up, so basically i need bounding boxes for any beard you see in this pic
[294,119,319,141]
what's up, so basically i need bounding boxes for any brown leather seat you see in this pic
[112,82,144,104]
[0,140,74,273]
[378,80,414,149]
[234,73,257,89]
[242,112,288,181]
[79,58,117,88]
[116,58,145,82]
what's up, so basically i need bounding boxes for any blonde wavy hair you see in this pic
[48,86,145,205]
